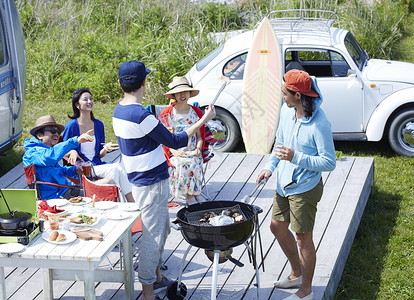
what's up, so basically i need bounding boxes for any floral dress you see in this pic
[169,107,203,198]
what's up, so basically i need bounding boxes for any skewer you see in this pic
[211,76,231,106]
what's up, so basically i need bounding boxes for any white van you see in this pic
[0,0,26,154]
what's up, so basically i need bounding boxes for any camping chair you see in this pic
[81,175,120,202]
[24,164,82,200]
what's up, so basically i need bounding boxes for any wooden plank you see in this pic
[313,157,374,300]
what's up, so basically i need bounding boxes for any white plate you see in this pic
[42,230,77,245]
[94,201,116,210]
[0,243,25,254]
[44,209,69,217]
[67,206,84,214]
[121,203,139,212]
[108,211,130,220]
[47,198,69,207]
[71,214,101,227]
[70,197,92,206]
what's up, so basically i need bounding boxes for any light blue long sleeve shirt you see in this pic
[264,77,336,197]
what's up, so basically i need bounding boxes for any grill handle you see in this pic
[226,255,244,267]
[171,219,182,231]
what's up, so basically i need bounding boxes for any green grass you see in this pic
[0,1,413,299]
[333,141,414,299]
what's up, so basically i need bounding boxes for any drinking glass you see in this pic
[49,214,60,231]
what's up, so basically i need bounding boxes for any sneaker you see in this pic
[153,276,175,293]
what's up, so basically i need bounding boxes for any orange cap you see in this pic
[284,70,319,98]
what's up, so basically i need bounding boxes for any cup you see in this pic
[79,161,92,177]
[61,219,71,231]
[49,214,60,230]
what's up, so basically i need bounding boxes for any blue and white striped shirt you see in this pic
[113,103,188,186]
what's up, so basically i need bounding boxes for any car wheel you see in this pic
[204,107,241,152]
[388,108,414,157]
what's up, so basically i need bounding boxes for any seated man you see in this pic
[23,115,94,200]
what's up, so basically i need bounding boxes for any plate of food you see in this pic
[42,230,77,245]
[47,198,69,207]
[108,211,130,220]
[0,243,25,254]
[94,201,116,210]
[69,196,92,206]
[121,203,139,212]
[69,214,100,227]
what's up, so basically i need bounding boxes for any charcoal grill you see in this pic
[169,182,266,300]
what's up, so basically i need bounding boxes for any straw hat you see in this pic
[30,115,65,136]
[164,76,199,99]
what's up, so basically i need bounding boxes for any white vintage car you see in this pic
[186,10,414,156]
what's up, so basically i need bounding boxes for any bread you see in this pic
[56,233,66,242]
[49,231,59,241]
[69,196,82,203]
[109,143,119,149]
[69,217,83,224]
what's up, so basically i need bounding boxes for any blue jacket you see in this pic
[62,118,106,165]
[264,77,336,197]
[23,136,79,200]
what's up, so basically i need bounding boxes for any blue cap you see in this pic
[118,60,151,84]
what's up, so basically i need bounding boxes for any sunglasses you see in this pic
[44,128,61,135]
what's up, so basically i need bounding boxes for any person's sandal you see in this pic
[274,275,302,288]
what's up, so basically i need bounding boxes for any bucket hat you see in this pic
[30,115,65,136]
[164,76,199,99]
[284,69,319,98]
[118,60,151,84]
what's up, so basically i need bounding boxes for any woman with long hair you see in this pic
[62,88,134,202]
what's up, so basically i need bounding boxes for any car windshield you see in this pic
[196,44,224,72]
[344,32,367,71]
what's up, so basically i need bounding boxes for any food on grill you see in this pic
[198,209,244,224]
[56,233,66,242]
[234,215,244,222]
[209,215,234,226]
[49,231,58,241]
[69,196,83,203]
[199,212,218,222]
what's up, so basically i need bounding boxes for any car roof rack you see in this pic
[259,9,340,45]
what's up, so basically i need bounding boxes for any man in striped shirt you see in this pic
[113,60,215,300]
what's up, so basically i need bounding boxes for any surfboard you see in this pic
[241,17,283,154]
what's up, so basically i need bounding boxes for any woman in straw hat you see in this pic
[159,76,207,206]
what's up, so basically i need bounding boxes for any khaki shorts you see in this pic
[272,179,323,233]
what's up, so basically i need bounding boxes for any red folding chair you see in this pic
[24,164,81,200]
[81,175,119,202]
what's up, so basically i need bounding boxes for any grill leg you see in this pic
[176,244,192,296]
[211,250,220,300]
[244,241,261,299]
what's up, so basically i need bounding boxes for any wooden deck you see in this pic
[0,151,374,300]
